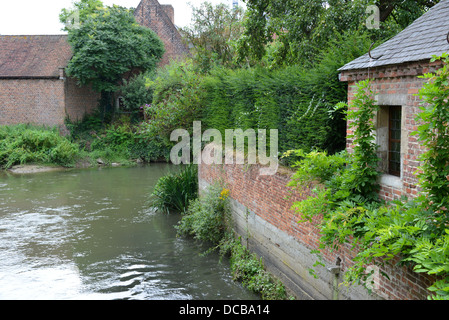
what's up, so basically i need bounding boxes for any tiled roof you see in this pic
[0,35,72,78]
[339,0,449,71]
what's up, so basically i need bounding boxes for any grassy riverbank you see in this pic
[0,115,170,171]
[0,124,79,170]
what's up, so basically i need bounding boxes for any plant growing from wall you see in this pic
[175,183,289,299]
[289,79,381,223]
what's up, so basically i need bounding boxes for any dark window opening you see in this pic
[388,106,401,177]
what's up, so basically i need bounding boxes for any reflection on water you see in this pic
[0,164,259,300]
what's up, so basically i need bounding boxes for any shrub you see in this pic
[176,183,229,244]
[120,71,155,114]
[176,183,290,299]
[67,113,170,164]
[0,124,80,169]
[151,164,198,213]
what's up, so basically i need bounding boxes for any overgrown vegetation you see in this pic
[175,182,289,300]
[288,55,449,300]
[63,1,164,114]
[0,125,80,169]
[66,113,170,166]
[237,0,438,67]
[151,164,198,213]
[141,30,373,164]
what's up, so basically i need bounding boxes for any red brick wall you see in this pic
[0,78,66,126]
[199,162,436,299]
[64,77,100,122]
[340,60,443,201]
[134,0,189,66]
[0,77,99,127]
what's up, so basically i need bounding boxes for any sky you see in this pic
[0,0,245,35]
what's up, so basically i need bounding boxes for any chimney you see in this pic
[161,4,174,24]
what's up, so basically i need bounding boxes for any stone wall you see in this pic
[199,161,436,300]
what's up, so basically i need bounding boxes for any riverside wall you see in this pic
[198,162,436,300]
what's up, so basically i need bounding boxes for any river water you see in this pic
[0,164,259,300]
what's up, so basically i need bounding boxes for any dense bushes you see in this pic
[151,164,198,213]
[0,125,80,169]
[143,31,372,165]
[67,113,170,165]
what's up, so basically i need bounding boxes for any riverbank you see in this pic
[7,164,67,174]
[0,122,170,172]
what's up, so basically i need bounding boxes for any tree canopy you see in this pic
[179,2,245,72]
[62,2,164,94]
[237,0,440,67]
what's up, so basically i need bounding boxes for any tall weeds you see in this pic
[151,164,198,213]
[0,124,80,169]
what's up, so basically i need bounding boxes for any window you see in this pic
[388,106,401,177]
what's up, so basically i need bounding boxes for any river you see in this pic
[0,164,259,300]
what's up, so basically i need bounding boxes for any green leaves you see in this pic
[0,125,80,169]
[415,55,449,231]
[65,4,164,94]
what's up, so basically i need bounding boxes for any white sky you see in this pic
[0,0,245,35]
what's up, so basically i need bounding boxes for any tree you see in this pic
[179,2,245,72]
[59,0,104,31]
[62,2,165,115]
[237,0,439,67]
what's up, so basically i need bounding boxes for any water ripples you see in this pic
[0,166,259,300]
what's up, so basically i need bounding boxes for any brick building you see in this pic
[0,0,188,127]
[134,0,189,66]
[339,0,449,201]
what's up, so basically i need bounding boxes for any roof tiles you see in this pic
[0,35,72,78]
[339,0,449,71]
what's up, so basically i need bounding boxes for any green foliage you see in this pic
[120,71,155,113]
[141,31,370,163]
[59,0,104,31]
[67,114,170,165]
[180,2,245,72]
[65,4,164,94]
[238,0,437,66]
[223,236,288,300]
[204,31,372,161]
[414,53,449,232]
[288,79,381,217]
[289,56,449,299]
[176,183,289,299]
[176,183,229,243]
[151,165,198,214]
[340,79,381,201]
[142,59,207,141]
[0,125,80,169]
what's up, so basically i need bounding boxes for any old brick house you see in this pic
[0,0,188,127]
[339,0,449,201]
[134,0,189,66]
